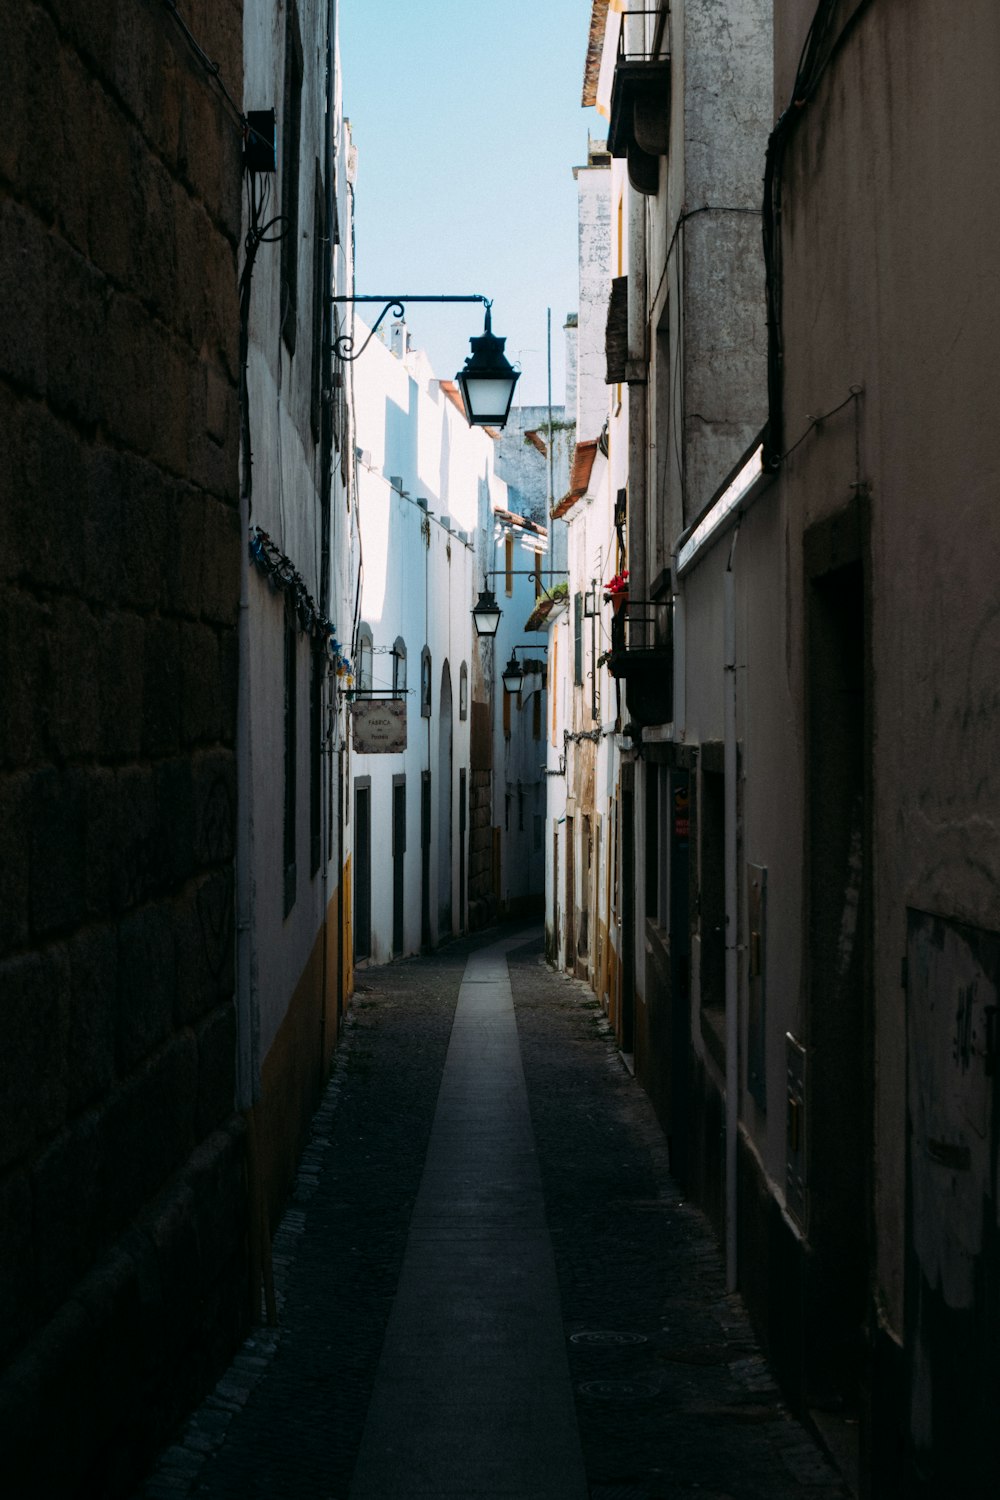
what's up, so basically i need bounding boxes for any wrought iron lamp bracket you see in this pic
[331,294,491,363]
[483,567,569,585]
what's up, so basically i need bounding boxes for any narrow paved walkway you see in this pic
[136,928,850,1500]
[349,934,587,1498]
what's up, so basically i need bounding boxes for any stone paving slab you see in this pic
[134,926,851,1500]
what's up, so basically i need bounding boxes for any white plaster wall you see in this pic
[575,163,613,442]
[490,521,551,908]
[349,320,502,960]
[244,0,349,1062]
[544,602,571,956]
[562,446,621,991]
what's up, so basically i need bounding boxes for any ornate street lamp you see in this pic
[456,305,520,428]
[471,585,502,638]
[500,644,548,695]
[330,295,519,431]
[469,564,569,634]
[501,653,524,695]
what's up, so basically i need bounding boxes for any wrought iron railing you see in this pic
[616,7,671,66]
[608,598,672,657]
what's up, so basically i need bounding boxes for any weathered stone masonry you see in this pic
[0,2,246,1493]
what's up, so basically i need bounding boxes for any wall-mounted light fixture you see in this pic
[472,585,503,638]
[330,294,520,430]
[470,565,568,635]
[501,644,548,695]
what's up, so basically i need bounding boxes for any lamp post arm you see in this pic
[331,295,491,362]
[484,568,569,583]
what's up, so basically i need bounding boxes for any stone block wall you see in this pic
[0,2,246,1492]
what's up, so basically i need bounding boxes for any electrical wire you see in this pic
[157,0,246,130]
[779,386,863,463]
[238,170,288,517]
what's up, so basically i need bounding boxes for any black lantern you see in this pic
[472,586,502,638]
[501,653,524,695]
[456,306,520,428]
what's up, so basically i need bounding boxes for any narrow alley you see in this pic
[136,930,849,1500]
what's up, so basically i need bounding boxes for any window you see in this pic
[357,624,373,695]
[504,533,514,596]
[574,592,584,686]
[459,661,468,720]
[420,647,432,717]
[392,637,407,696]
[280,1,303,353]
[283,599,298,916]
[532,689,541,740]
[502,687,511,740]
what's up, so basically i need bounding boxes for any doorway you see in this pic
[620,768,636,1055]
[421,771,431,953]
[438,664,453,938]
[459,768,467,933]
[564,815,576,971]
[805,552,870,1429]
[392,775,406,957]
[354,779,371,963]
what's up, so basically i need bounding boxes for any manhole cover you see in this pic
[579,1379,658,1401]
[571,1330,648,1347]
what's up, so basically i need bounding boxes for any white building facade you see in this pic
[238,0,358,1232]
[347,319,512,961]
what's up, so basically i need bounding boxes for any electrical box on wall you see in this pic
[245,109,276,172]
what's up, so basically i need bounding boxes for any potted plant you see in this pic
[604,568,629,613]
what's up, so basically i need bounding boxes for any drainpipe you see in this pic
[724,522,741,1292]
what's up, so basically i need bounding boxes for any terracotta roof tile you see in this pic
[551,439,599,520]
[525,597,557,631]
[583,0,610,107]
[494,506,547,537]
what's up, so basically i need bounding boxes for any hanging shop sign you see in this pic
[351,698,407,754]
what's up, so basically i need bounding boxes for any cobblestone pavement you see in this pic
[135,927,850,1500]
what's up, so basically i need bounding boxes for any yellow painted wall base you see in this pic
[256,887,341,1233]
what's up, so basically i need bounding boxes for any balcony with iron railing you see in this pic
[605,594,673,728]
[607,8,671,195]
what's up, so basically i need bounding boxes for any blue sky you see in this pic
[339,0,600,408]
